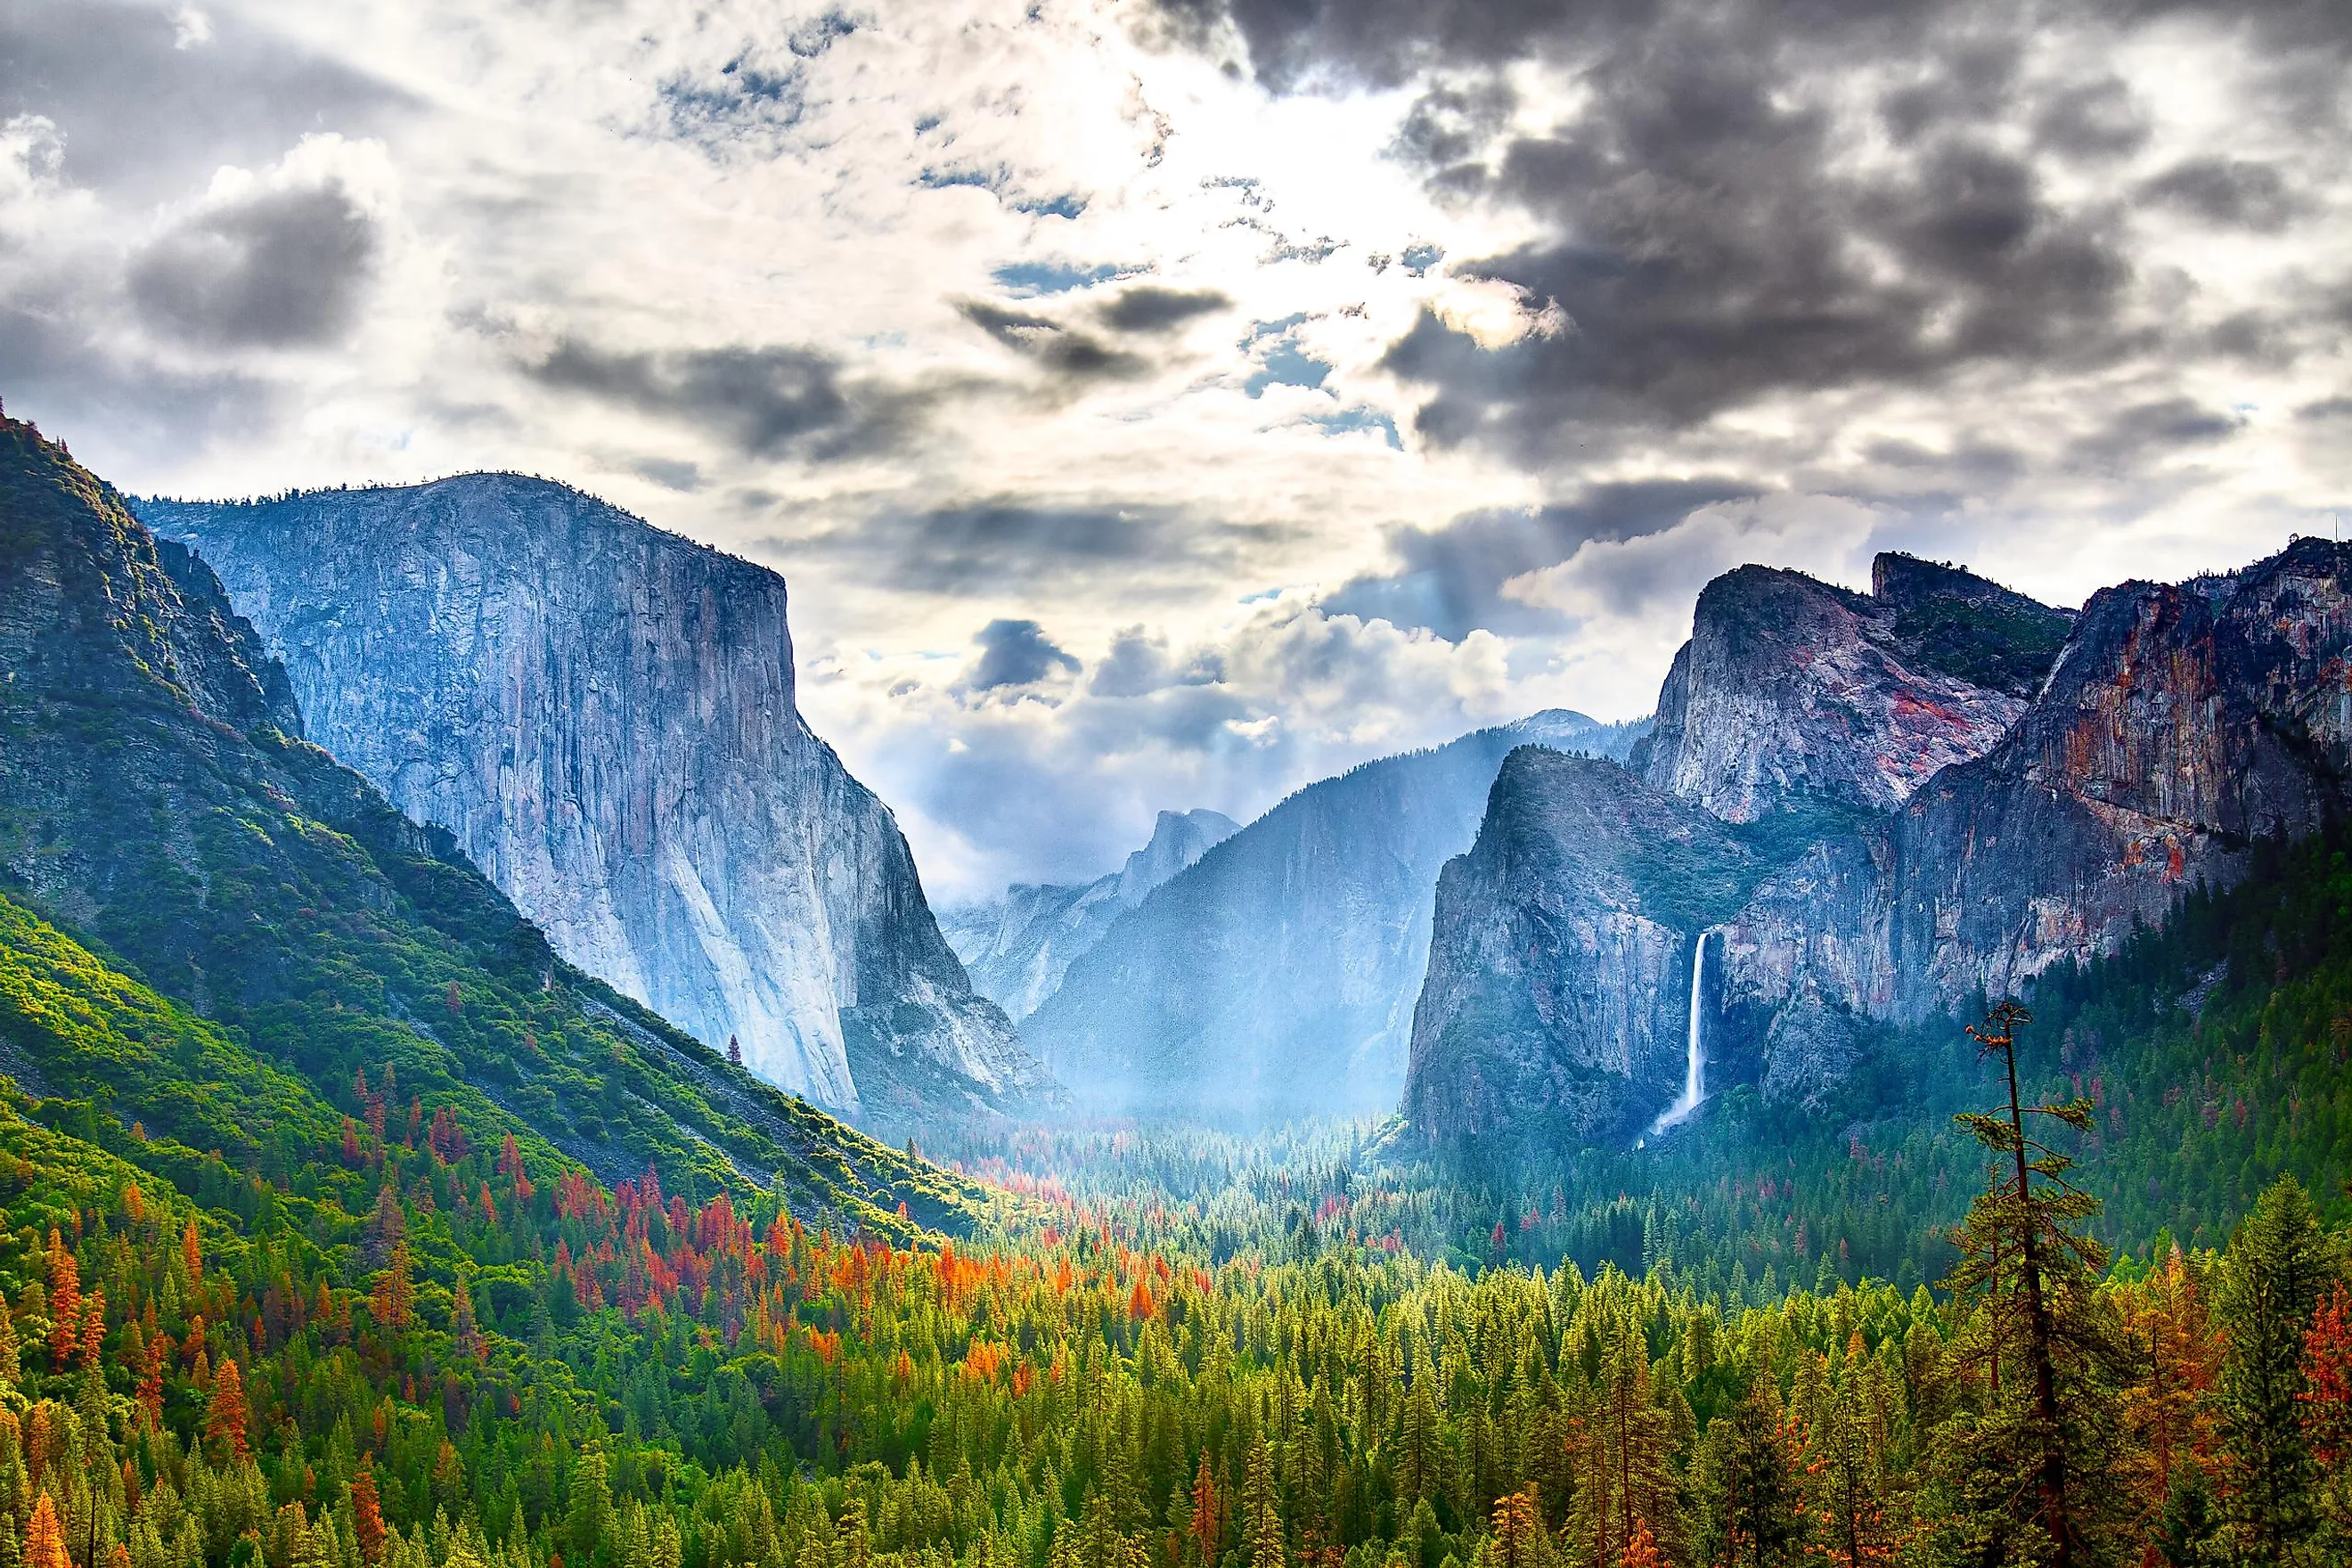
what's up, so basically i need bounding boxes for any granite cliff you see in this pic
[1414,543,2352,1147]
[1401,749,1765,1147]
[1021,710,1646,1119]
[1631,557,2068,822]
[0,413,992,1228]
[136,476,1049,1125]
[941,808,1238,1022]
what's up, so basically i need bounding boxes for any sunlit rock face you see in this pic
[138,476,1052,1125]
[1020,711,1647,1121]
[1402,750,1760,1148]
[1632,557,2067,823]
[941,809,1239,1023]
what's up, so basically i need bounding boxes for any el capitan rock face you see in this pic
[136,476,1051,1123]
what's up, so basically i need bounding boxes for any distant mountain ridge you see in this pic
[1020,709,1649,1119]
[135,475,1050,1128]
[942,808,1239,1021]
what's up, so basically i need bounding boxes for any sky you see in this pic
[3,0,2348,902]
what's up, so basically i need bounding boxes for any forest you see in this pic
[2,832,2349,1568]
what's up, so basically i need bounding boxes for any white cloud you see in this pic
[1,0,2346,897]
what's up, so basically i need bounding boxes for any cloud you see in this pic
[524,339,939,461]
[966,618,1082,691]
[1153,0,2349,470]
[0,0,407,202]
[790,499,1293,596]
[955,299,1149,382]
[2140,158,2297,233]
[1322,478,1755,640]
[129,181,379,348]
[1100,285,1230,332]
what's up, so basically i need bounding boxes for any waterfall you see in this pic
[1650,929,1711,1136]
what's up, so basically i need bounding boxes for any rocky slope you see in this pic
[1723,541,2352,1051]
[1021,711,1646,1119]
[1631,557,2069,821]
[136,476,1049,1125]
[1413,542,2352,1146]
[1401,749,1766,1147]
[941,808,1238,1021]
[0,413,993,1229]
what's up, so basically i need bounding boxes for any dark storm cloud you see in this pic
[2066,397,2246,468]
[790,500,1292,596]
[1099,286,1231,332]
[956,300,1150,381]
[1147,0,2350,466]
[129,184,380,349]
[0,296,278,459]
[0,0,407,200]
[2140,158,2297,232]
[1320,477,1752,639]
[525,339,939,461]
[967,619,1082,690]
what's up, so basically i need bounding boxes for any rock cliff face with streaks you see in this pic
[1420,543,2352,1147]
[1630,558,2068,822]
[136,476,1051,1126]
[1415,554,2080,1144]
[1401,750,1763,1147]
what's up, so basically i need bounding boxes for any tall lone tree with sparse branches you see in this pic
[1940,1000,2135,1568]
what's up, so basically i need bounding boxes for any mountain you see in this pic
[1401,749,1769,1147]
[1721,539,2352,1103]
[135,475,1049,1126]
[1629,554,2069,822]
[1409,554,2074,1146]
[941,807,1238,1021]
[1409,542,2352,1147]
[1019,710,1648,1119]
[0,412,992,1233]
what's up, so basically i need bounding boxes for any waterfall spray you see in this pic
[1651,929,1711,1136]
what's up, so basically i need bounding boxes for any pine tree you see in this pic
[352,1461,389,1565]
[1695,1378,1802,1568]
[2119,1246,2220,1522]
[1940,1000,2132,1568]
[21,1494,66,1568]
[1489,1488,1544,1568]
[1572,1332,1679,1568]
[570,1450,618,1568]
[1188,1452,1221,1568]
[1240,1433,1283,1568]
[42,1236,78,1373]
[2215,1176,2337,1565]
[205,1356,249,1459]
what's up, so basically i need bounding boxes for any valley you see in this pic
[0,410,2346,1568]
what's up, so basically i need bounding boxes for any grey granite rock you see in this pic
[136,474,1052,1124]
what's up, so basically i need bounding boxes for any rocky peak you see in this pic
[1403,748,1766,1147]
[944,806,1240,1024]
[1115,809,1241,907]
[1634,560,2061,823]
[1870,551,2075,699]
[135,474,1051,1126]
